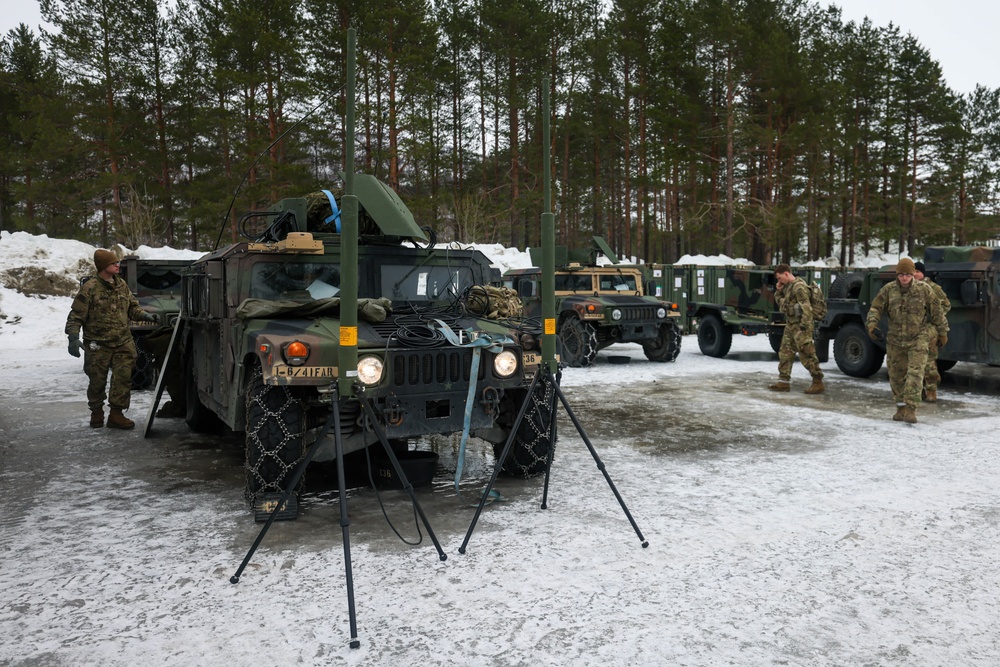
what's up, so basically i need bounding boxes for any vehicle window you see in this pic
[381,264,473,301]
[250,261,341,300]
[136,270,184,293]
[598,274,638,292]
[555,274,592,291]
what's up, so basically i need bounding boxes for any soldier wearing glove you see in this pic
[768,264,824,395]
[65,249,146,430]
[914,261,952,403]
[865,257,948,423]
[867,326,881,342]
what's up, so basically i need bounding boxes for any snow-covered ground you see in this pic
[1,231,997,666]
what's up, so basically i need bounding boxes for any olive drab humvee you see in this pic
[816,246,1000,377]
[178,175,553,518]
[503,237,681,367]
[119,256,198,389]
[649,264,831,358]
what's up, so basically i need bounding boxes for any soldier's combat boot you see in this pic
[90,410,104,428]
[804,377,825,394]
[901,406,918,424]
[925,389,937,403]
[106,408,135,430]
[768,380,790,392]
[892,405,905,421]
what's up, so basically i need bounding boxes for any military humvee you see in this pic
[178,175,553,518]
[816,246,1000,377]
[119,256,196,389]
[656,264,831,358]
[503,238,681,367]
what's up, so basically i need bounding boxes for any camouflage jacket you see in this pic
[65,275,145,347]
[866,279,948,346]
[923,279,951,328]
[775,277,811,326]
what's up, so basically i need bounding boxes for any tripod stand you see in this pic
[459,364,649,554]
[229,383,447,649]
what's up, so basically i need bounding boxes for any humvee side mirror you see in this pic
[519,280,534,298]
[960,280,980,306]
[645,280,656,295]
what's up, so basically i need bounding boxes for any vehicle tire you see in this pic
[244,364,307,505]
[643,322,682,362]
[833,322,885,377]
[184,355,223,433]
[131,335,156,390]
[768,331,784,354]
[697,315,733,358]
[493,375,557,477]
[936,359,958,373]
[829,272,864,300]
[559,317,598,367]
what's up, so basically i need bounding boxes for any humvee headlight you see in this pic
[611,308,623,321]
[357,355,384,386]
[284,341,310,366]
[657,307,667,319]
[493,350,518,378]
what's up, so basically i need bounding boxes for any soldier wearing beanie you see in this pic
[913,261,951,402]
[865,257,948,423]
[768,263,824,394]
[65,249,156,429]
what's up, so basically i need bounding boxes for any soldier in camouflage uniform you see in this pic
[66,249,156,429]
[769,264,824,394]
[865,257,948,424]
[913,261,952,402]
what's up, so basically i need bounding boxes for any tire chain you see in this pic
[244,370,306,505]
[508,374,558,477]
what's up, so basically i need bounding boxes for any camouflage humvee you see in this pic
[816,246,1000,376]
[119,256,196,389]
[503,238,681,367]
[178,175,553,519]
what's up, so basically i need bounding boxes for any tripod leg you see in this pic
[332,392,361,649]
[458,371,542,555]
[358,397,447,562]
[552,382,649,548]
[230,404,337,584]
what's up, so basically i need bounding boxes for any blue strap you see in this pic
[434,320,512,504]
[321,190,342,233]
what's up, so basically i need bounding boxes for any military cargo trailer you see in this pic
[178,176,553,517]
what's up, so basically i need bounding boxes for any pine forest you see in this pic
[1,0,999,265]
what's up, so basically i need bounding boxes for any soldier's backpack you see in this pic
[808,282,827,321]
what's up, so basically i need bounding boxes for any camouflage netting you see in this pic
[465,285,523,320]
[236,296,392,322]
[304,190,382,236]
[924,246,1000,264]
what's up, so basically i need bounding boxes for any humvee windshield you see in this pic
[250,261,342,300]
[135,269,184,293]
[382,264,472,302]
[555,274,593,291]
[598,274,638,292]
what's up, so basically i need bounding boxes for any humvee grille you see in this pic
[620,306,659,322]
[391,349,487,388]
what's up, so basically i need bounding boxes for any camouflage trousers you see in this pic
[886,334,929,408]
[777,324,823,381]
[923,335,941,392]
[83,339,137,412]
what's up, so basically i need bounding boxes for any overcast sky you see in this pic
[1,0,996,95]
